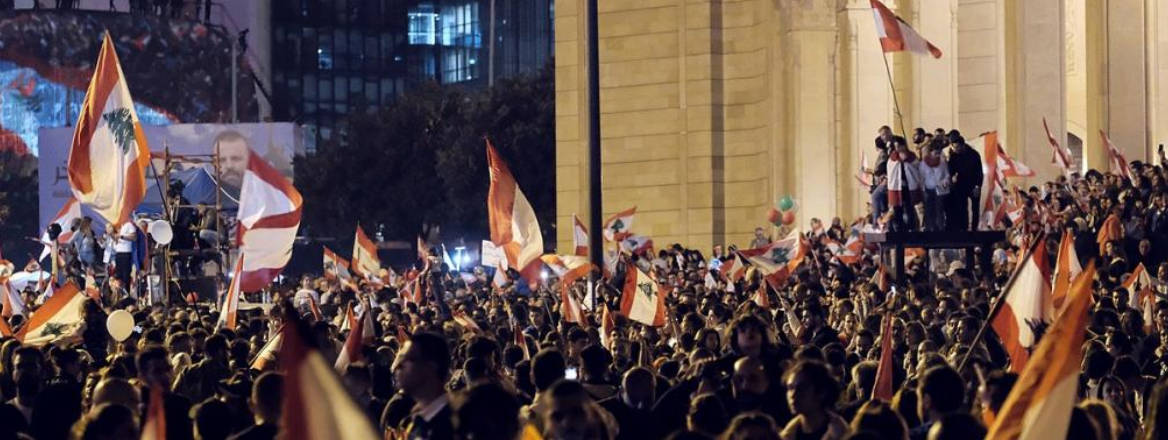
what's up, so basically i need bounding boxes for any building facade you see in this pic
[555,0,1168,253]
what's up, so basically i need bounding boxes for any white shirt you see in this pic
[114,222,137,253]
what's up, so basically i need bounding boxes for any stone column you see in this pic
[1106,0,1150,161]
[1009,0,1067,181]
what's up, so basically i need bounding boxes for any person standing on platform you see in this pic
[919,144,950,232]
[945,132,983,231]
[886,137,923,232]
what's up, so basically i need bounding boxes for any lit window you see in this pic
[408,4,438,45]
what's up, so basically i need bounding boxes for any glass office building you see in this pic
[270,0,552,149]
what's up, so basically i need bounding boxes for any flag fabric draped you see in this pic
[66,32,150,226]
[352,225,380,279]
[1051,231,1081,313]
[39,197,82,261]
[572,215,589,256]
[541,255,592,290]
[1100,130,1133,180]
[1043,117,1073,175]
[236,149,302,292]
[870,0,942,58]
[17,282,85,345]
[995,143,1035,178]
[618,234,654,256]
[1,276,26,318]
[725,254,748,283]
[1122,263,1154,310]
[217,256,244,330]
[279,318,378,440]
[871,313,895,400]
[603,207,637,242]
[619,264,666,327]
[990,242,1052,372]
[1096,213,1123,249]
[486,140,545,285]
[739,229,808,288]
[752,287,770,309]
[335,309,368,371]
[561,287,586,325]
[970,132,1010,230]
[600,304,616,349]
[250,330,283,371]
[986,263,1096,440]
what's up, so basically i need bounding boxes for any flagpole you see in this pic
[879,53,909,139]
[956,234,1044,372]
[586,0,604,311]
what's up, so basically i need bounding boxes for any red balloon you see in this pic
[781,210,796,225]
[766,208,781,224]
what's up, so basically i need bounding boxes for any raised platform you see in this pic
[863,230,1007,282]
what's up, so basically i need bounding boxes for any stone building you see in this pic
[555,0,1168,252]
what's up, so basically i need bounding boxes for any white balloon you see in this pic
[106,310,135,342]
[148,220,174,245]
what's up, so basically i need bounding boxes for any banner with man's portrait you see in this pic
[38,123,301,228]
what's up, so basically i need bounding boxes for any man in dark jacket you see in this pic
[945,132,984,230]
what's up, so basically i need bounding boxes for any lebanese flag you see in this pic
[618,234,654,256]
[970,132,1009,230]
[870,0,943,58]
[39,197,82,261]
[1,276,26,318]
[395,325,410,346]
[335,309,368,371]
[236,149,302,292]
[452,311,483,334]
[990,241,1053,372]
[603,207,637,242]
[986,263,1096,440]
[307,296,322,322]
[486,140,545,285]
[871,313,895,400]
[725,253,748,282]
[827,234,864,265]
[541,255,593,289]
[599,304,616,349]
[739,229,808,287]
[856,150,874,187]
[573,214,589,256]
[322,247,352,281]
[1043,117,1073,176]
[561,286,586,325]
[1096,213,1123,249]
[514,323,530,360]
[351,224,380,279]
[1100,130,1133,180]
[250,330,283,371]
[619,264,666,327]
[336,303,355,333]
[1050,231,1081,314]
[996,143,1035,178]
[279,318,378,440]
[141,386,166,440]
[66,33,150,226]
[1122,263,1155,310]
[217,256,244,331]
[752,287,770,309]
[17,282,85,345]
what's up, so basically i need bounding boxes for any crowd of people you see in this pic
[3,125,1168,440]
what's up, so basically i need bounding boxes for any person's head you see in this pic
[455,382,521,440]
[722,412,780,440]
[1078,400,1119,440]
[213,130,251,188]
[392,332,451,399]
[878,126,893,142]
[784,360,840,417]
[621,367,655,410]
[850,400,908,440]
[543,380,604,440]
[13,346,44,398]
[531,348,566,392]
[917,365,965,421]
[732,357,770,405]
[74,403,139,440]
[730,315,769,358]
[567,327,590,359]
[90,378,140,411]
[754,227,765,239]
[686,393,728,436]
[192,398,232,440]
[136,345,171,388]
[926,412,986,440]
[204,334,229,363]
[250,372,284,424]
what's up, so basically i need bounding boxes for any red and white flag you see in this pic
[39,197,83,261]
[871,313,895,400]
[987,263,1096,440]
[217,256,244,331]
[541,255,592,289]
[618,234,654,256]
[17,282,85,345]
[335,309,369,371]
[452,311,483,334]
[856,151,874,187]
[1,276,26,318]
[739,229,808,288]
[870,0,942,58]
[619,264,666,327]
[561,286,586,325]
[600,304,616,349]
[322,247,350,280]
[1043,117,1073,176]
[1101,130,1133,180]
[991,242,1052,372]
[141,386,166,440]
[236,149,302,292]
[1050,231,1081,314]
[351,224,380,279]
[971,131,1009,230]
[486,140,545,285]
[752,286,770,309]
[996,143,1035,178]
[250,330,283,371]
[279,320,378,440]
[514,323,530,360]
[603,207,637,242]
[572,214,589,256]
[66,33,150,226]
[1122,263,1155,310]
[725,253,748,283]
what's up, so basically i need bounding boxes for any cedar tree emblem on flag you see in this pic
[102,109,135,154]
[638,281,654,300]
[769,247,790,265]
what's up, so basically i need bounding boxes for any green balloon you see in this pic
[778,196,794,211]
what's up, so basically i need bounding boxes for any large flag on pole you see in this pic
[17,282,86,345]
[1100,130,1133,180]
[236,150,302,292]
[990,242,1052,372]
[603,207,637,242]
[986,263,1096,440]
[619,264,666,327]
[1042,117,1073,176]
[351,224,380,279]
[739,229,808,288]
[486,139,544,284]
[572,214,589,256]
[969,131,1009,230]
[1050,231,1081,313]
[66,32,150,226]
[870,0,942,58]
